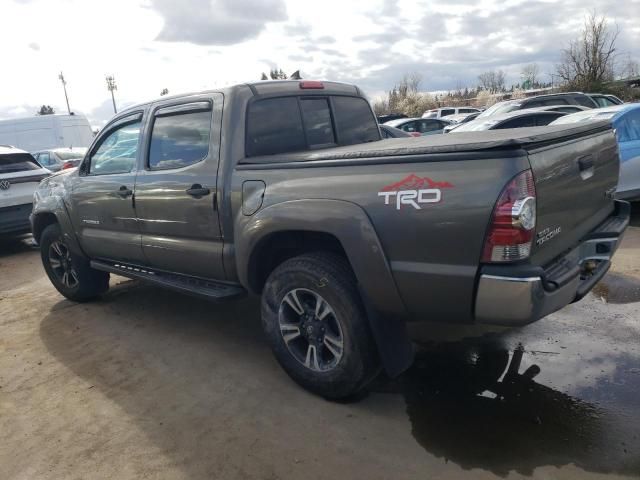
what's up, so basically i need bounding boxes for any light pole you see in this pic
[105,75,117,113]
[58,72,71,114]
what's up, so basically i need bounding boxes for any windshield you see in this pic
[55,148,87,161]
[0,153,42,173]
[477,102,520,118]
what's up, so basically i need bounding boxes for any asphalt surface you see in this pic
[0,207,639,480]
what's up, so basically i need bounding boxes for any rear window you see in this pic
[246,95,379,157]
[440,109,455,117]
[332,96,380,145]
[0,153,41,173]
[300,98,335,147]
[575,96,597,108]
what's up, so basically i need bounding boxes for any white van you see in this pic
[0,114,94,152]
[422,107,480,119]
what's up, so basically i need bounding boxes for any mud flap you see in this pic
[359,287,414,377]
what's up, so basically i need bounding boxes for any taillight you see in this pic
[409,132,421,137]
[481,170,536,263]
[62,161,74,169]
[299,81,324,89]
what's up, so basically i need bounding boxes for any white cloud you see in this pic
[0,0,638,126]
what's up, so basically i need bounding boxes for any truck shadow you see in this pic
[0,233,36,257]
[39,281,639,478]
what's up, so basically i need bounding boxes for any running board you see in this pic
[90,260,246,301]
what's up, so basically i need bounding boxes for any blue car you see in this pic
[551,103,640,201]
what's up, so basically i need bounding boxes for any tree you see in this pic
[290,70,302,80]
[620,55,640,78]
[37,105,55,115]
[260,72,268,80]
[160,88,169,96]
[521,63,540,89]
[556,12,619,90]
[270,69,288,80]
[477,70,506,93]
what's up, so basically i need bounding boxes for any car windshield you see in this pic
[477,102,520,118]
[55,148,87,160]
[452,119,500,132]
[550,108,622,125]
[384,118,413,128]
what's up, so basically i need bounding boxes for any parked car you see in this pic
[384,117,452,135]
[377,113,407,124]
[477,92,597,119]
[0,145,50,235]
[588,93,624,107]
[379,125,418,138]
[451,108,568,132]
[0,114,94,152]
[550,103,640,200]
[33,148,88,172]
[31,80,628,399]
[442,112,481,133]
[422,107,480,119]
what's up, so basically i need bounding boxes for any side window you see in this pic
[536,113,564,126]
[38,153,52,166]
[149,109,211,170]
[524,100,543,108]
[88,120,141,175]
[441,109,455,117]
[418,120,443,133]
[246,97,306,156]
[332,96,380,145]
[496,116,537,129]
[400,121,417,132]
[459,108,476,114]
[300,98,335,148]
[575,96,597,108]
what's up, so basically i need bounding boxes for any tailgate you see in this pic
[527,127,619,266]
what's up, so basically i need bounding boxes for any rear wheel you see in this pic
[261,252,380,399]
[40,223,109,302]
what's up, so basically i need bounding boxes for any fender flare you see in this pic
[235,199,413,376]
[31,197,85,257]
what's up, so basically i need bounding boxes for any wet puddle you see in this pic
[592,272,640,304]
[375,339,640,476]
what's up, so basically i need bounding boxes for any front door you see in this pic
[69,112,146,264]
[133,96,224,280]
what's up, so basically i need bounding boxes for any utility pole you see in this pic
[58,72,71,114]
[105,75,117,113]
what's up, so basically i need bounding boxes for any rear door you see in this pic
[69,112,146,264]
[134,95,224,280]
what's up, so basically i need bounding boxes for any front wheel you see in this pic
[261,252,380,399]
[40,223,110,302]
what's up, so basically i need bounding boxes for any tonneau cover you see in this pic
[241,121,612,164]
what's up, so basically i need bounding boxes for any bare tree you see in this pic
[477,70,506,93]
[521,63,540,89]
[37,105,55,115]
[556,12,619,90]
[620,55,640,78]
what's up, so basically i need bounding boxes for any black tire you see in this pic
[40,223,110,302]
[261,252,380,399]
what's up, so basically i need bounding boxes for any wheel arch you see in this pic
[235,199,406,317]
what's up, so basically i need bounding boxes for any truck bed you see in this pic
[239,121,612,164]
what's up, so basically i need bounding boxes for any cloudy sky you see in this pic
[2,0,639,126]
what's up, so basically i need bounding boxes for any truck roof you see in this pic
[117,80,363,117]
[240,121,612,165]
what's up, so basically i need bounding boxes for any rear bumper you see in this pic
[474,200,630,327]
[0,203,33,235]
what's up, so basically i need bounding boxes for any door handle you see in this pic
[116,186,133,197]
[186,184,211,198]
[577,155,595,180]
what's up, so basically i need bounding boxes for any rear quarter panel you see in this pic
[232,152,529,324]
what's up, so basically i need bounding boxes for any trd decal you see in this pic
[378,174,453,210]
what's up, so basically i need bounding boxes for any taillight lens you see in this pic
[482,170,536,263]
[409,132,421,137]
[62,161,74,170]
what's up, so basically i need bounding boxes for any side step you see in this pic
[90,260,246,302]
